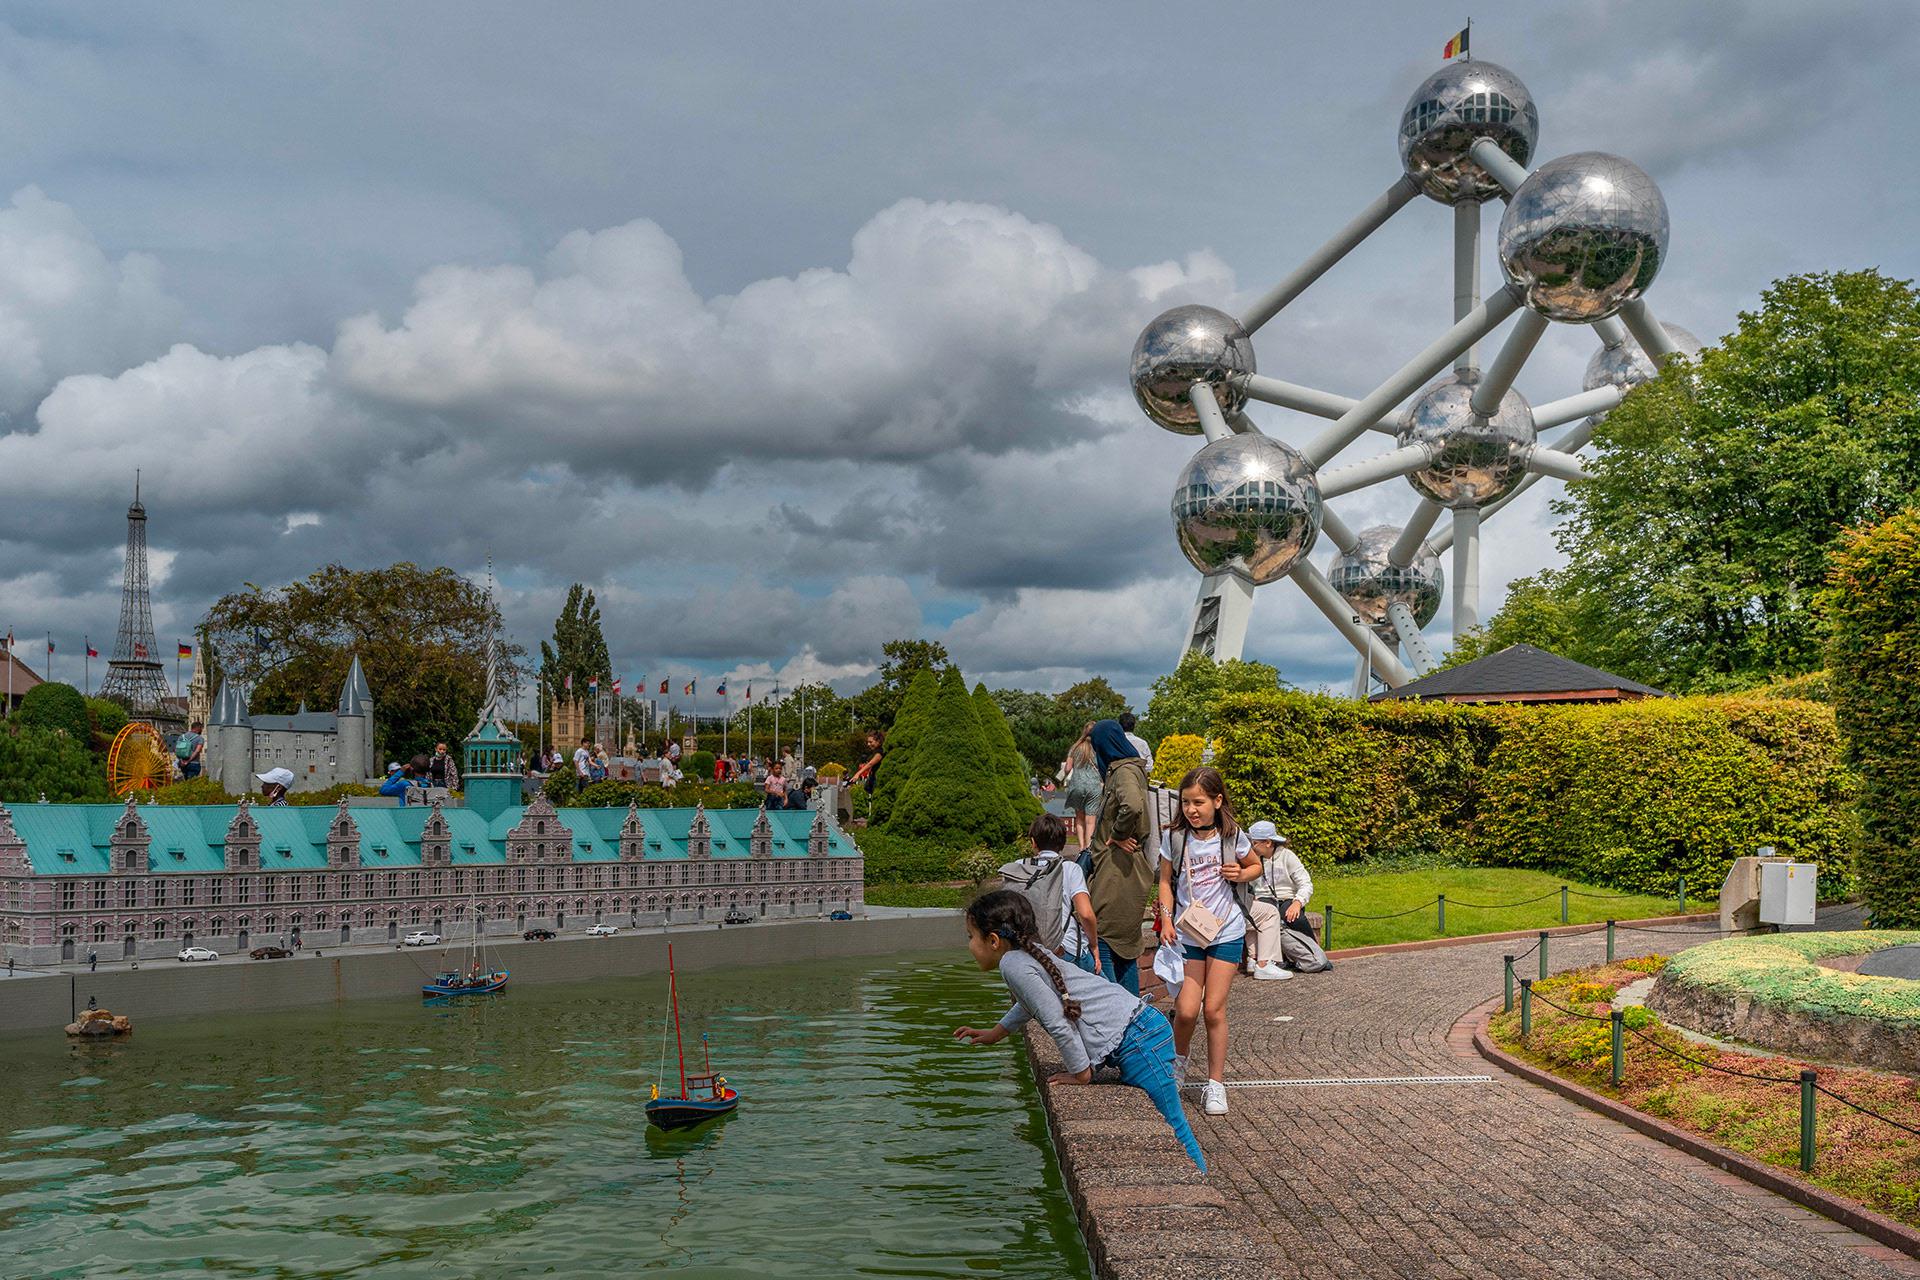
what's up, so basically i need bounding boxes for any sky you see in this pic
[0,0,1914,710]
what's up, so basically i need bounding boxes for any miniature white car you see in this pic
[587,924,619,936]
[177,946,219,962]
[403,931,442,947]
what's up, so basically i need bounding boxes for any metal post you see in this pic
[1606,919,1616,962]
[1437,893,1446,934]
[1322,906,1332,951]
[1678,876,1687,914]
[1451,505,1482,639]
[1454,201,1481,376]
[1386,600,1438,676]
[1519,978,1532,1037]
[1560,885,1569,925]
[1610,1010,1624,1088]
[1388,500,1444,568]
[1538,931,1549,980]
[1469,310,1550,417]
[1799,1070,1817,1172]
[1187,383,1234,444]
[1503,955,1515,1012]
[1241,175,1421,334]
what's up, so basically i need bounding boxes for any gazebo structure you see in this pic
[1369,643,1664,705]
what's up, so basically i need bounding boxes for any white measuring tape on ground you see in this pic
[1181,1074,1491,1089]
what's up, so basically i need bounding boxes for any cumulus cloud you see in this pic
[0,187,182,420]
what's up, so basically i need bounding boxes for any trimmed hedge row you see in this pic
[1210,690,1854,898]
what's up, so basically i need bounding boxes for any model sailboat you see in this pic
[423,901,509,998]
[645,943,740,1130]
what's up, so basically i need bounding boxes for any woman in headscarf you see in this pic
[1084,720,1153,995]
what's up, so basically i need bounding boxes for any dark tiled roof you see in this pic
[1372,644,1666,701]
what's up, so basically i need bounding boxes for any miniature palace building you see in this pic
[0,693,863,964]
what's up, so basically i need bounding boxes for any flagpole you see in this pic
[46,632,52,681]
[84,637,89,696]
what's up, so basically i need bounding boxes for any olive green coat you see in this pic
[1088,756,1155,961]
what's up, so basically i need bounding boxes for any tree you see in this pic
[870,668,939,826]
[201,562,514,765]
[1139,650,1284,744]
[886,667,1015,845]
[539,584,611,731]
[86,697,128,751]
[848,638,950,731]
[1542,269,1920,690]
[974,682,1040,828]
[1822,508,1920,927]
[0,724,110,803]
[991,687,1071,779]
[1052,677,1131,726]
[1439,573,1598,670]
[15,683,91,744]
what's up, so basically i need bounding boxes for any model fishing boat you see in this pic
[423,901,509,998]
[645,944,739,1131]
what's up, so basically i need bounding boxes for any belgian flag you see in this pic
[1443,26,1469,59]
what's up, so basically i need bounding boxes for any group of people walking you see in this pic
[955,717,1324,1171]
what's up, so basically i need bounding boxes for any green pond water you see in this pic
[0,956,1091,1278]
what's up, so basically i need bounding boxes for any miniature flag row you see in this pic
[4,631,185,661]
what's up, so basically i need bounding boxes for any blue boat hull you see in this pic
[422,970,509,998]
[645,1090,739,1131]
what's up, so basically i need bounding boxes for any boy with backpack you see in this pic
[997,814,1100,972]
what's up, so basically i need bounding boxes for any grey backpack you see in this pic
[1278,924,1333,973]
[997,856,1069,952]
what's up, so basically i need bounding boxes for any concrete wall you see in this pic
[0,912,959,1034]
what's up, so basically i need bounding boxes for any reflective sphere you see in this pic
[1398,60,1539,204]
[1172,433,1321,585]
[1328,525,1444,630]
[1130,305,1255,434]
[1582,322,1703,395]
[1398,373,1536,507]
[1498,152,1669,321]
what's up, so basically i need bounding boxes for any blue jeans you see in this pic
[1071,949,1100,974]
[1105,1006,1205,1171]
[1096,940,1139,996]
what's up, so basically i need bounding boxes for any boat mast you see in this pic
[668,943,687,1097]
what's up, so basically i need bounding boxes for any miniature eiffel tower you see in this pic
[96,474,176,724]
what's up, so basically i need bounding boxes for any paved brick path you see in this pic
[1030,917,1919,1280]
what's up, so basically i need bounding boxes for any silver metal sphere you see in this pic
[1582,322,1703,395]
[1172,433,1321,585]
[1398,61,1540,205]
[1328,525,1444,631]
[1130,305,1255,434]
[1498,152,1669,322]
[1398,373,1537,507]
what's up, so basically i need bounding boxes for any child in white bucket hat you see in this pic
[1246,821,1314,980]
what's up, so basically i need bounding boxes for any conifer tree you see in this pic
[973,682,1040,828]
[885,667,1015,845]
[869,668,938,825]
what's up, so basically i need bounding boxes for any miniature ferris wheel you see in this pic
[1131,53,1703,694]
[107,721,172,796]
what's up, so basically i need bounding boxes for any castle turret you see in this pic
[336,655,374,783]
[212,682,254,796]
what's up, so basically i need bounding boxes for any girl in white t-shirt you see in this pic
[1154,766,1260,1117]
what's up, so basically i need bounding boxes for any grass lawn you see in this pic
[1313,867,1712,949]
[1491,958,1920,1227]
[865,881,969,909]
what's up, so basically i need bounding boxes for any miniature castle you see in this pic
[205,656,377,794]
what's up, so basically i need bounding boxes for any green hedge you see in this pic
[1824,509,1920,926]
[1210,690,1854,897]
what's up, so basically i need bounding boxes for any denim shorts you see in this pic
[1182,937,1245,965]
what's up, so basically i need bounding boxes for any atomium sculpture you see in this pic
[1131,55,1706,693]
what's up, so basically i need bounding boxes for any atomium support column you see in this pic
[1351,651,1372,699]
[1386,601,1438,676]
[1525,448,1588,483]
[1187,383,1235,444]
[1288,560,1411,687]
[1182,572,1257,663]
[1389,501,1445,569]
[1454,201,1481,375]
[1236,375,1360,421]
[1470,311,1551,416]
[1619,299,1684,365]
[1467,137,1530,197]
[1451,505,1482,639]
[1532,385,1623,430]
[1319,443,1435,499]
[1242,176,1422,334]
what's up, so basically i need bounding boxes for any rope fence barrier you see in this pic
[1502,950,1920,1173]
[1322,877,1699,947]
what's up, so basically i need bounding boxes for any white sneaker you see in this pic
[1203,1079,1228,1115]
[1252,963,1292,981]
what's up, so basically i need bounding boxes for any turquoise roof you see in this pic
[7,803,857,875]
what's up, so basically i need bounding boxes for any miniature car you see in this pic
[248,946,291,960]
[522,927,556,941]
[403,931,442,947]
[723,908,752,925]
[587,924,619,936]
[177,946,219,962]
[829,911,853,921]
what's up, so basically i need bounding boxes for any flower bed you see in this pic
[1648,931,1920,1076]
[1490,958,1920,1227]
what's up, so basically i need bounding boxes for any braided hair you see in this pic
[967,889,1082,1021]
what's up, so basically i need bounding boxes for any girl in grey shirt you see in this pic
[952,889,1206,1170]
